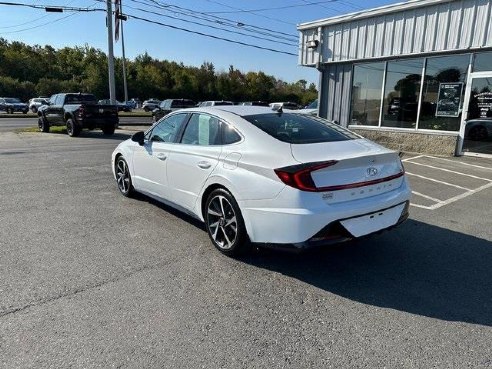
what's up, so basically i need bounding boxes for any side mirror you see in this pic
[131,131,145,146]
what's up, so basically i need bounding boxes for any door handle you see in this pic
[156,153,167,161]
[197,161,212,169]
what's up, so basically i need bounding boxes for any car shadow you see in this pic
[239,219,492,327]
[122,190,492,326]
[132,192,206,231]
[76,131,133,141]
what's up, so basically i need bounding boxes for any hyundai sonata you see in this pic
[112,106,410,256]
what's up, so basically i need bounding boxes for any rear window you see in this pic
[242,113,359,144]
[171,100,196,108]
[65,94,97,104]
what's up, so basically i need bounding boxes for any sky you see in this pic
[0,0,400,85]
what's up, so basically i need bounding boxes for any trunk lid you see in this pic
[290,139,404,202]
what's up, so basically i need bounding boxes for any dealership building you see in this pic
[298,0,492,157]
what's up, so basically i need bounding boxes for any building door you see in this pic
[459,73,492,157]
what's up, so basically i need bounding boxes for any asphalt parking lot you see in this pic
[0,127,491,368]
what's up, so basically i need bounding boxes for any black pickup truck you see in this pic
[37,93,119,137]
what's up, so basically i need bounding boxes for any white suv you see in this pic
[29,97,48,113]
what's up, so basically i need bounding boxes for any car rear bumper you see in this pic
[239,178,411,246]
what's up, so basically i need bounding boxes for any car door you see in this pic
[131,113,188,199]
[166,113,223,212]
[45,94,63,125]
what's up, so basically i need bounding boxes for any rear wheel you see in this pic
[38,117,49,133]
[205,188,249,256]
[102,125,115,135]
[66,118,80,137]
[115,157,134,197]
[7,108,13,114]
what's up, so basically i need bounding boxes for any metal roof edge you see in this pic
[297,0,455,30]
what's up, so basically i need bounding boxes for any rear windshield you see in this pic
[171,100,196,108]
[242,113,359,144]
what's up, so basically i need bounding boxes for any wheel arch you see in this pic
[200,183,228,222]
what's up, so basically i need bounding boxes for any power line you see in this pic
[201,0,295,26]
[121,0,297,47]
[142,0,298,40]
[127,13,298,57]
[0,12,76,34]
[0,0,76,30]
[0,1,102,12]
[203,0,340,14]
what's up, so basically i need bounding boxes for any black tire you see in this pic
[31,107,38,113]
[115,157,134,197]
[102,125,116,135]
[468,125,488,141]
[66,118,80,137]
[23,110,28,114]
[7,108,13,114]
[38,117,49,133]
[204,188,249,256]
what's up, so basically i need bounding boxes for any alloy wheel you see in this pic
[116,159,131,194]
[207,195,238,250]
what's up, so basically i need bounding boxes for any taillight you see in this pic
[274,161,338,192]
[78,107,85,118]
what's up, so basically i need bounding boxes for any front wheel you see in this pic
[66,118,80,137]
[115,157,134,197]
[205,188,249,256]
[38,117,49,133]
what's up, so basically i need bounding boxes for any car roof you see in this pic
[196,105,278,116]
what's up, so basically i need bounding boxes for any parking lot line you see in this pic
[420,155,492,171]
[422,181,492,210]
[402,155,424,162]
[411,191,442,202]
[405,161,492,182]
[405,172,472,191]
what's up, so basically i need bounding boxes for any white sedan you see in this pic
[112,106,411,256]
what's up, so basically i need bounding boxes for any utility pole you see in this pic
[120,0,128,103]
[106,0,116,104]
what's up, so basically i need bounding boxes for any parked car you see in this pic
[198,100,234,107]
[38,93,119,137]
[152,98,196,122]
[142,99,161,112]
[28,97,49,113]
[0,97,29,114]
[238,101,269,107]
[112,106,411,256]
[465,118,492,141]
[98,99,133,112]
[269,101,300,110]
[297,99,318,116]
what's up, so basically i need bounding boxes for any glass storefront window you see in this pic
[418,54,470,131]
[381,58,423,128]
[350,62,385,126]
[473,51,492,72]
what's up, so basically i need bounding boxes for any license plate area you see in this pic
[340,203,405,237]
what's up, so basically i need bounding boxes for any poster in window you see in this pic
[475,92,492,118]
[436,82,464,117]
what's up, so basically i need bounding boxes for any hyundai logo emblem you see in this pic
[367,167,378,177]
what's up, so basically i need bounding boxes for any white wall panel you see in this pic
[299,0,492,66]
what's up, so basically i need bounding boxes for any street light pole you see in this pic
[120,0,128,103]
[106,0,116,104]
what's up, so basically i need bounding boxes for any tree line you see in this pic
[0,38,317,105]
